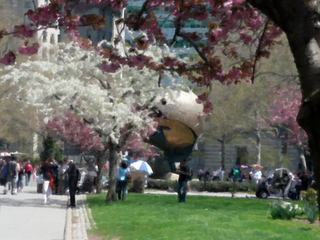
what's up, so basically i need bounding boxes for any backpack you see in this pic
[187,167,193,181]
[2,164,7,178]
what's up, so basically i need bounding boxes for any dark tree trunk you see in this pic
[106,143,118,202]
[221,134,226,171]
[250,0,320,216]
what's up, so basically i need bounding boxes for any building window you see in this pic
[42,48,47,59]
[49,49,55,58]
[43,31,47,42]
[50,34,55,44]
[86,28,92,40]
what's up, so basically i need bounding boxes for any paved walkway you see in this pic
[144,190,256,198]
[0,180,261,240]
[0,180,90,240]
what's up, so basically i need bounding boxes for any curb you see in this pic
[64,207,72,240]
[64,194,90,240]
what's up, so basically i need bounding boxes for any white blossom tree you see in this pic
[1,38,191,201]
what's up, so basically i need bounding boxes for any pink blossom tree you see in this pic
[266,85,307,147]
[262,84,308,167]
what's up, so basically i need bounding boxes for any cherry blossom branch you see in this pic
[178,33,209,65]
[133,0,150,31]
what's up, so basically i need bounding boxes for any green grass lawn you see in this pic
[86,194,320,240]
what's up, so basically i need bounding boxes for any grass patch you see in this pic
[86,194,320,240]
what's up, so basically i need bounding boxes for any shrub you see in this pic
[304,204,319,224]
[269,200,302,220]
[147,179,254,192]
[301,188,318,206]
[301,188,319,224]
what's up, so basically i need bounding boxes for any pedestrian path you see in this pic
[0,180,67,240]
[0,180,91,240]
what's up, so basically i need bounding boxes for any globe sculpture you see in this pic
[147,90,205,174]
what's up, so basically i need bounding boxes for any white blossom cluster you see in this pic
[0,39,190,145]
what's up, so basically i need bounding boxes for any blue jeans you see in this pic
[25,173,29,186]
[117,180,127,201]
[177,180,188,202]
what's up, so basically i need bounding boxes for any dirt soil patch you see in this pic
[293,218,320,226]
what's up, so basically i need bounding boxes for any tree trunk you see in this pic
[277,140,282,168]
[221,134,226,171]
[106,144,118,202]
[250,0,320,218]
[254,110,261,165]
[255,126,261,165]
[95,150,108,194]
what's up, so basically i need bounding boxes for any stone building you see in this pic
[188,132,301,175]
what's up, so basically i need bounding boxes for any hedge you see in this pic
[147,179,258,192]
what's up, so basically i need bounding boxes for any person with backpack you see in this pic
[176,159,190,203]
[116,161,131,201]
[4,156,18,195]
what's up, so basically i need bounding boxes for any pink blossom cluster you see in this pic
[2,0,285,114]
[44,111,101,153]
[13,24,37,39]
[264,84,307,146]
[0,51,15,65]
[18,43,40,56]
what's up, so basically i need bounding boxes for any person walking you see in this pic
[40,158,55,205]
[66,159,80,207]
[116,161,131,201]
[18,160,25,193]
[24,160,33,186]
[58,158,68,194]
[4,156,18,195]
[176,159,189,203]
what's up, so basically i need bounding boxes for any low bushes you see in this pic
[147,179,257,192]
[301,188,319,224]
[269,200,302,220]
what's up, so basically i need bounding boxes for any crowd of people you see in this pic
[0,155,82,207]
[39,157,81,206]
[196,165,315,191]
[0,155,35,194]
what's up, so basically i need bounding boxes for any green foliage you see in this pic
[54,146,63,162]
[147,179,257,192]
[87,194,320,240]
[301,188,319,224]
[304,204,319,224]
[301,188,318,206]
[269,200,302,220]
[40,136,56,162]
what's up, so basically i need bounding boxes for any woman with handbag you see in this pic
[40,158,55,205]
[116,161,131,201]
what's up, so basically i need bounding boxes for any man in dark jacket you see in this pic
[4,156,17,195]
[66,160,79,207]
[176,159,190,203]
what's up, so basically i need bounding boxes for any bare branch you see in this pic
[251,18,270,84]
[133,0,150,31]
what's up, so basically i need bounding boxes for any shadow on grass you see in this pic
[299,227,313,231]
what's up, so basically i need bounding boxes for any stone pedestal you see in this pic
[129,171,145,193]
